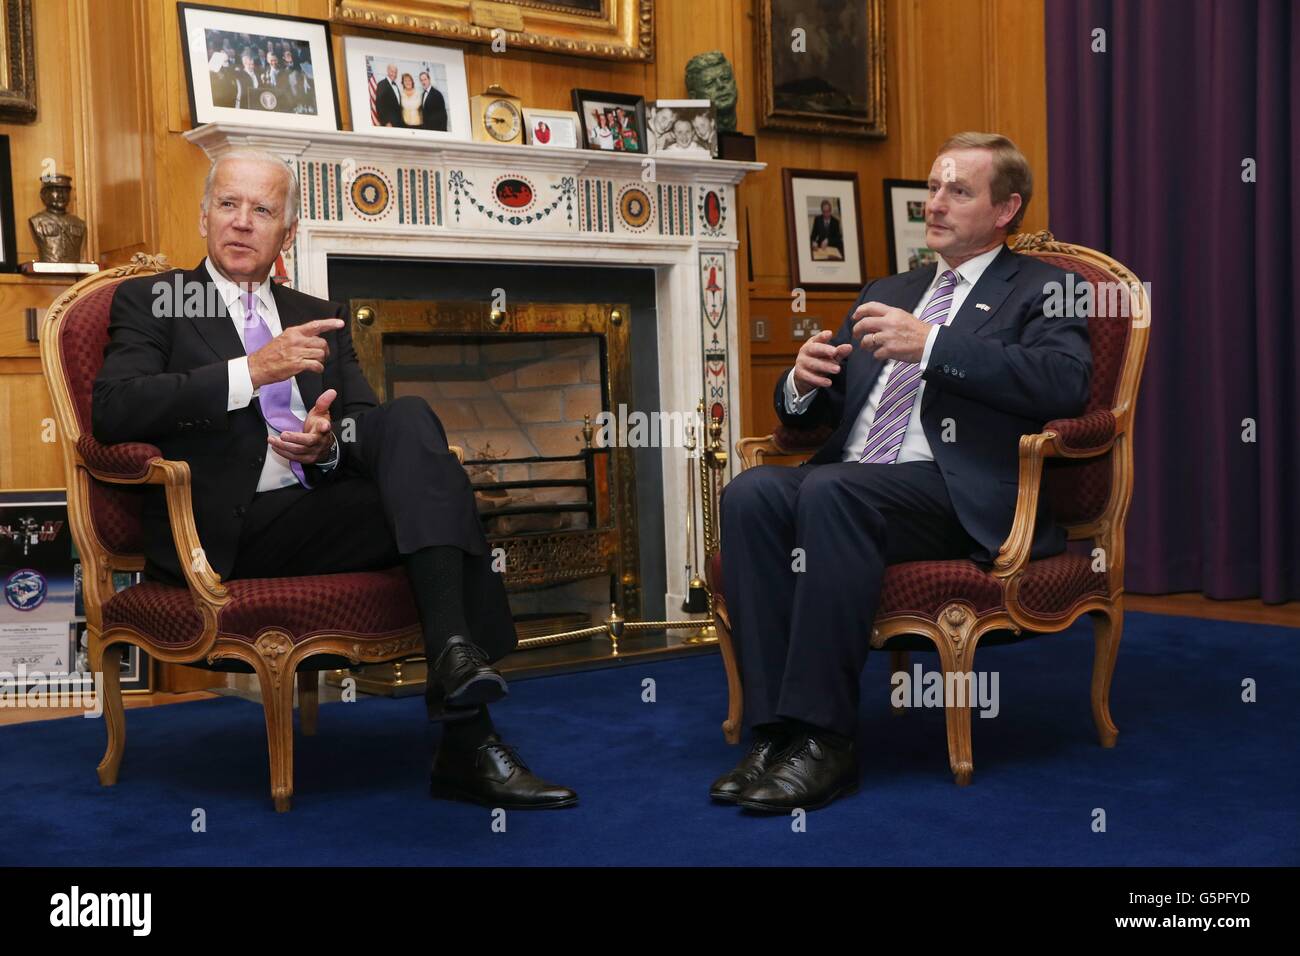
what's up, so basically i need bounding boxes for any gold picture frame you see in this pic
[332,0,654,62]
[0,0,36,122]
[757,0,885,138]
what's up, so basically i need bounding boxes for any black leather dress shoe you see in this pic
[709,735,788,803]
[430,734,578,809]
[425,636,508,721]
[736,732,859,813]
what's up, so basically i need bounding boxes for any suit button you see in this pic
[959,371,966,378]
[942,364,950,373]
[234,505,246,518]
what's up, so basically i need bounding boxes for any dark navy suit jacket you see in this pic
[775,244,1091,563]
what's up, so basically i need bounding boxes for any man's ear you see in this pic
[281,220,298,252]
[198,204,209,239]
[995,194,1023,232]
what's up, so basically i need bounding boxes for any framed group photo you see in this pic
[646,99,717,156]
[177,2,341,131]
[344,35,470,141]
[783,168,866,291]
[572,89,647,153]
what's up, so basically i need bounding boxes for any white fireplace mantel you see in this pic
[184,123,764,615]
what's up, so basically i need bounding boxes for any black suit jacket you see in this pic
[775,245,1091,563]
[420,86,448,131]
[91,262,377,582]
[374,79,402,127]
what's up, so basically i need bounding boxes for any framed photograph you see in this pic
[572,89,647,154]
[0,135,18,273]
[522,108,582,148]
[0,0,36,122]
[343,36,470,141]
[758,0,886,138]
[647,99,716,157]
[332,0,654,63]
[884,178,936,275]
[783,169,866,291]
[177,2,340,132]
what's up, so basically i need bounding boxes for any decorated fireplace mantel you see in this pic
[183,123,764,613]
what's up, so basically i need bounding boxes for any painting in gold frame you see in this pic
[758,0,885,138]
[0,0,36,122]
[332,0,654,62]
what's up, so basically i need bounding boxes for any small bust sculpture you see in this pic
[29,173,88,264]
[685,51,738,133]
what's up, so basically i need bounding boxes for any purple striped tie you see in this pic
[241,292,310,488]
[858,269,959,464]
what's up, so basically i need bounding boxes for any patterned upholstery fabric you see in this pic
[1045,408,1116,452]
[709,550,1105,623]
[773,423,833,453]
[103,567,421,649]
[59,283,119,435]
[77,434,160,479]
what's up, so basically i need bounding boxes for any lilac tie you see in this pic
[241,291,310,488]
[858,269,959,464]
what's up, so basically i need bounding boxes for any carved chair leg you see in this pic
[297,671,319,737]
[255,653,297,813]
[933,604,979,786]
[889,650,910,717]
[91,640,126,786]
[714,604,743,745]
[1090,604,1123,748]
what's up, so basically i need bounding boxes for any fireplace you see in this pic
[338,275,647,641]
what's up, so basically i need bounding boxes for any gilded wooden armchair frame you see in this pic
[707,234,1151,784]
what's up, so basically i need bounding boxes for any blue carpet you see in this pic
[1,611,1296,866]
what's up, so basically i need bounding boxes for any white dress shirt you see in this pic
[206,259,338,492]
[784,245,1003,464]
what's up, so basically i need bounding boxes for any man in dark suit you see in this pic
[235,50,261,111]
[374,63,403,128]
[92,150,577,810]
[713,132,1091,812]
[418,71,448,131]
[810,199,844,257]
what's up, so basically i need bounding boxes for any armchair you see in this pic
[39,254,456,812]
[706,233,1151,784]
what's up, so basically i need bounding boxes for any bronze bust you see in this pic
[29,174,88,264]
[685,51,738,133]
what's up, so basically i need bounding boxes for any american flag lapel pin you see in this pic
[974,302,991,311]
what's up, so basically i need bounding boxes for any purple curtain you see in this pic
[1045,0,1299,602]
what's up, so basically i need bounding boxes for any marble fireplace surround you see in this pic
[184,124,763,614]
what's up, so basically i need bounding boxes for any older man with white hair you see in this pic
[92,150,577,810]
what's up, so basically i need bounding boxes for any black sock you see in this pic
[442,705,496,750]
[753,721,791,746]
[787,718,852,749]
[404,545,471,662]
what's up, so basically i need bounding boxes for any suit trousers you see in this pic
[719,459,980,739]
[227,395,517,661]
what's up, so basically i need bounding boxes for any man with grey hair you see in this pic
[712,132,1092,813]
[93,150,577,810]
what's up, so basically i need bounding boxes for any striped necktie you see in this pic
[858,269,959,464]
[241,291,310,488]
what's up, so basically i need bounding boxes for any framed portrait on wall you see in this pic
[0,0,36,122]
[332,0,655,63]
[572,89,647,154]
[343,36,470,141]
[177,2,341,131]
[758,0,886,138]
[884,178,935,274]
[783,168,866,292]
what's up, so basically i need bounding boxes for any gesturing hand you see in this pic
[851,302,931,363]
[268,388,337,465]
[791,329,854,396]
[248,318,345,389]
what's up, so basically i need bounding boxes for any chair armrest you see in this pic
[992,421,1118,579]
[735,425,833,471]
[76,435,162,480]
[79,451,229,653]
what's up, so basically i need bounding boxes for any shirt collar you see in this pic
[934,244,1004,289]
[204,258,274,315]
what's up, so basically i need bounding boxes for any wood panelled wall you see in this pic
[1,0,1047,490]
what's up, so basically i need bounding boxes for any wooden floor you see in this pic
[1,594,1293,727]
